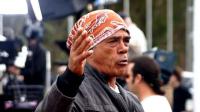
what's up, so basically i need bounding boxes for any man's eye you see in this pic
[124,39,130,43]
[108,39,118,43]
[124,38,130,44]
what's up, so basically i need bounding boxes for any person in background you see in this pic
[127,56,172,112]
[3,27,23,52]
[35,9,144,112]
[9,30,46,86]
[21,30,46,85]
[0,28,25,111]
[163,67,192,112]
[0,29,45,111]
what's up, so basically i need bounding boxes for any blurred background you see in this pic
[0,0,199,112]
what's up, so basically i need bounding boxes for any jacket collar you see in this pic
[85,63,109,84]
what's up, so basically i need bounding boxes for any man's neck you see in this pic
[108,77,117,88]
[87,60,118,89]
[108,77,120,93]
[138,83,157,101]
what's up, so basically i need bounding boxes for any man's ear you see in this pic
[134,74,143,84]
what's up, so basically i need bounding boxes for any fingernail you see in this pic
[78,27,83,32]
[88,50,93,54]
[89,35,94,40]
[83,30,87,35]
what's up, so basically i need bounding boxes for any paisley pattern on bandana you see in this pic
[67,9,128,49]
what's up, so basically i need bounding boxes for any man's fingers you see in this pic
[73,30,87,50]
[76,36,93,54]
[78,50,93,62]
[72,28,83,44]
[68,28,93,75]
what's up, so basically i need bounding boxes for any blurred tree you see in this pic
[43,19,68,74]
[127,0,186,68]
[42,0,187,72]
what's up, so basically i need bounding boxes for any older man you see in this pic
[35,9,143,112]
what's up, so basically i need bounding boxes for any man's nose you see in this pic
[117,41,128,54]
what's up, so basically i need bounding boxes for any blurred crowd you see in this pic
[0,23,47,111]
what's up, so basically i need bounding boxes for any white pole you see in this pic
[123,0,130,16]
[185,0,193,71]
[167,0,173,51]
[0,15,3,95]
[67,16,74,34]
[193,0,200,112]
[30,0,42,21]
[146,0,152,50]
[0,15,2,35]
[45,51,51,93]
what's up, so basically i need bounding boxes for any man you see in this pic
[35,9,143,112]
[127,56,172,112]
[21,30,46,85]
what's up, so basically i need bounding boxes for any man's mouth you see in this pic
[117,59,128,66]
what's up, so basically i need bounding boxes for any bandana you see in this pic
[67,9,128,49]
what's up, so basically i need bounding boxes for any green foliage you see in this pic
[43,19,68,71]
[43,0,187,69]
[128,0,186,68]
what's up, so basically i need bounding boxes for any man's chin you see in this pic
[115,69,128,77]
[104,66,128,77]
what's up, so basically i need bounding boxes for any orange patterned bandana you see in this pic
[67,9,128,49]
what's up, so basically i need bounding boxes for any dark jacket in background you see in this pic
[21,43,46,85]
[173,86,192,112]
[35,64,144,112]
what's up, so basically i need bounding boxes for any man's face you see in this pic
[88,30,130,77]
[169,75,180,88]
[126,63,138,94]
[126,63,134,90]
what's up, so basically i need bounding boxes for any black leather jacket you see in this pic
[35,64,144,112]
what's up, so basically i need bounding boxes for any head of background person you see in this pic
[67,9,131,78]
[27,30,42,48]
[3,27,15,40]
[127,56,164,96]
[128,45,142,61]
[168,66,183,88]
[118,12,133,26]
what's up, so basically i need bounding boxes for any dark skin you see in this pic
[68,28,94,76]
[68,28,130,88]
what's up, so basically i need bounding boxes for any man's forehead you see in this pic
[109,29,129,37]
[106,35,131,39]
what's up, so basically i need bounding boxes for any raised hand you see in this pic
[68,28,93,76]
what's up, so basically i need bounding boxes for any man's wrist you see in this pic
[56,68,84,97]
